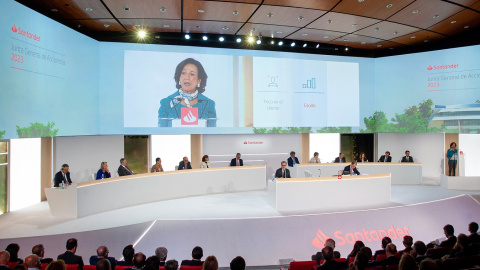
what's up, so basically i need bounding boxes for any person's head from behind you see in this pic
[419,258,438,270]
[325,238,336,250]
[403,235,413,248]
[313,152,319,158]
[123,245,135,263]
[456,233,469,249]
[61,164,69,173]
[164,260,178,270]
[96,259,111,270]
[321,246,334,261]
[230,256,245,270]
[398,253,416,270]
[25,254,41,269]
[120,158,127,166]
[174,58,208,94]
[155,247,168,261]
[65,238,77,253]
[145,256,160,270]
[133,253,146,268]
[32,244,45,258]
[443,224,454,237]
[192,246,203,260]
[385,243,397,256]
[352,252,369,270]
[468,222,478,233]
[203,256,218,270]
[411,241,427,257]
[359,247,372,261]
[0,251,10,265]
[45,260,66,270]
[6,243,20,260]
[202,155,209,162]
[381,237,392,249]
[290,151,296,158]
[351,240,365,256]
[96,246,109,258]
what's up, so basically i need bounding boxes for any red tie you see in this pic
[185,163,187,169]
[237,160,239,166]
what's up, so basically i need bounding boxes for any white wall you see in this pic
[9,138,41,211]
[459,134,480,176]
[377,133,444,178]
[54,135,124,183]
[150,135,191,171]
[309,133,340,163]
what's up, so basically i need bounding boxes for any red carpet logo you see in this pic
[11,24,17,33]
[312,229,329,248]
[427,66,433,71]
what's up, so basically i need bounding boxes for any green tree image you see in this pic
[316,127,352,133]
[16,122,59,138]
[253,127,312,134]
[0,130,5,140]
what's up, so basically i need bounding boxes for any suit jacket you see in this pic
[89,256,116,268]
[180,260,203,266]
[440,236,457,248]
[312,251,341,264]
[54,171,72,187]
[287,157,300,167]
[334,157,346,163]
[275,168,291,178]
[0,266,13,270]
[380,256,400,266]
[343,165,360,175]
[468,232,480,244]
[230,158,243,166]
[401,156,414,162]
[40,258,53,264]
[318,260,346,270]
[378,155,392,162]
[118,165,133,176]
[58,251,84,270]
[116,261,134,266]
[178,161,192,170]
[373,250,386,260]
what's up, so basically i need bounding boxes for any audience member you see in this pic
[351,252,369,270]
[54,164,72,187]
[447,233,472,258]
[398,253,416,270]
[178,157,192,170]
[357,247,374,268]
[45,261,66,270]
[155,247,168,266]
[468,221,480,244]
[358,152,368,163]
[57,238,84,270]
[334,153,345,163]
[32,244,53,264]
[89,246,116,269]
[151,158,164,173]
[145,256,160,270]
[380,243,400,266]
[202,256,218,270]
[229,256,245,270]
[13,265,26,270]
[410,241,428,263]
[429,224,456,249]
[116,245,134,266]
[230,153,243,166]
[118,158,134,176]
[0,251,11,270]
[378,151,392,162]
[6,244,23,264]
[275,161,291,179]
[309,152,320,163]
[181,246,204,266]
[346,241,365,266]
[318,246,345,270]
[96,259,110,270]
[401,150,414,162]
[419,259,438,270]
[399,235,414,254]
[164,260,178,270]
[343,161,360,175]
[287,151,300,167]
[199,155,211,169]
[130,253,146,270]
[96,162,111,180]
[312,239,341,264]
[373,237,392,260]
[24,255,41,270]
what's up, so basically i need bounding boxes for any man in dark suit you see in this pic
[380,244,400,266]
[0,251,12,270]
[439,224,457,248]
[318,246,346,270]
[230,153,243,166]
[116,245,134,266]
[54,164,72,187]
[181,246,203,266]
[468,222,480,244]
[411,241,428,263]
[32,244,53,264]
[130,253,146,270]
[312,238,341,264]
[287,151,300,167]
[89,246,116,269]
[401,150,414,162]
[57,238,84,270]
[378,151,392,162]
[155,247,168,266]
[343,161,360,175]
[334,153,346,163]
[118,158,134,176]
[398,235,413,254]
[275,161,291,178]
[178,156,192,170]
[374,237,391,260]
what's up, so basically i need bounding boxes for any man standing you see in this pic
[57,238,84,270]
[118,158,134,176]
[287,151,300,167]
[54,164,72,187]
[401,150,414,162]
[378,151,392,162]
[178,157,192,170]
[334,153,346,163]
[275,161,291,179]
[230,153,243,166]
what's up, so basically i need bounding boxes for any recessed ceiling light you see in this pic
[223,26,229,30]
[219,37,225,42]
[124,7,129,11]
[345,47,349,51]
[412,10,419,14]
[135,24,141,27]
[411,36,416,39]
[252,28,257,32]
[298,16,304,21]
[256,39,261,44]
[197,9,205,13]
[278,41,283,46]
[389,48,394,50]
[464,25,470,29]
[358,0,364,2]
[160,7,166,12]
[233,11,239,15]
[352,24,358,27]
[86,8,93,11]
[270,40,275,44]
[267,13,273,18]
[361,42,366,44]
[104,24,110,28]
[291,42,295,47]
[344,39,349,41]
[236,38,242,43]
[451,20,456,24]
[277,31,283,34]
[386,4,393,8]
[51,8,58,12]
[377,44,382,47]
[316,44,320,48]
[302,33,308,36]
[163,25,169,28]
[375,27,380,31]
[433,15,439,19]
[155,35,160,39]
[424,40,429,42]
[77,24,82,28]
[394,31,398,35]
[327,20,332,24]
[324,36,329,39]
[247,36,254,43]
[303,43,307,47]
[138,30,146,38]
[195,25,200,29]
[202,36,208,41]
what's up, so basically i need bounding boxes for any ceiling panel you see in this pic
[215,0,263,3]
[236,23,299,38]
[263,0,339,11]
[470,0,480,11]
[287,28,347,42]
[354,21,420,40]
[446,0,479,7]
[183,0,259,22]
[361,40,404,50]
[388,0,465,29]
[332,0,415,20]
[119,19,182,32]
[62,19,125,31]
[248,5,326,27]
[24,0,113,20]
[183,21,245,35]
[428,9,480,35]
[330,34,384,47]
[103,0,181,20]
[389,30,446,45]
[307,12,380,33]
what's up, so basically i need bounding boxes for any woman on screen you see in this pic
[96,161,111,180]
[358,152,368,162]
[158,58,217,127]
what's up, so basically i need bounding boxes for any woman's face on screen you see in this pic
[180,63,201,93]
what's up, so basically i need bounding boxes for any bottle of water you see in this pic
[272,173,276,182]
[61,180,65,189]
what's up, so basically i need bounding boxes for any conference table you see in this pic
[289,162,422,185]
[45,165,266,218]
[269,173,391,213]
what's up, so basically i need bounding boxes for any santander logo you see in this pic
[427,66,433,71]
[312,225,411,248]
[427,64,458,71]
[183,111,197,123]
[11,24,41,41]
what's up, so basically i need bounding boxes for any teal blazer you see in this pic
[158,92,216,127]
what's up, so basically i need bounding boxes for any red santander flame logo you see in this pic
[244,141,248,144]
[427,66,433,71]
[12,24,17,33]
[312,229,329,248]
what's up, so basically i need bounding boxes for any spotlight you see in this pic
[236,38,242,43]
[270,40,275,45]
[185,34,190,40]
[202,36,208,41]
[345,47,349,51]
[219,37,225,42]
[291,42,295,47]
[138,30,146,38]
[303,43,307,48]
[316,44,320,48]
[278,41,283,46]
[247,36,255,43]
[256,39,261,44]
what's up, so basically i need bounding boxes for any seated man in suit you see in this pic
[116,245,134,266]
[373,237,391,260]
[54,164,72,187]
[401,150,414,162]
[155,247,168,266]
[275,161,291,179]
[118,158,134,176]
[334,153,346,163]
[380,244,400,266]
[96,259,111,270]
[130,253,146,270]
[89,246,116,269]
[287,151,300,167]
[468,222,480,244]
[410,241,427,263]
[343,161,360,175]
[230,153,243,166]
[165,260,178,270]
[312,238,341,265]
[32,244,53,264]
[378,151,392,162]
[57,238,84,270]
[181,246,204,266]
[398,235,413,254]
[318,246,346,270]
[178,156,192,170]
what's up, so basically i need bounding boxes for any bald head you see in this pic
[97,246,109,258]
[25,255,41,269]
[0,251,10,265]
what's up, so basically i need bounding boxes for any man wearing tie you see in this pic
[118,158,134,176]
[230,153,243,166]
[401,150,414,162]
[334,153,346,163]
[275,161,291,178]
[287,151,300,167]
[54,164,72,187]
[343,161,360,175]
[378,151,392,162]
[178,156,192,170]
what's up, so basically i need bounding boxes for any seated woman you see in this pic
[158,58,216,127]
[151,157,164,173]
[199,155,211,169]
[358,152,368,162]
[96,161,111,180]
[309,152,321,163]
